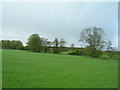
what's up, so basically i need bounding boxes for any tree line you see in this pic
[0,26,118,59]
[0,40,23,50]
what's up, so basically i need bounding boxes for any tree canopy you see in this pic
[80,27,106,50]
[27,34,42,52]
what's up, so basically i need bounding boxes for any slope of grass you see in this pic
[2,49,118,88]
[0,49,2,89]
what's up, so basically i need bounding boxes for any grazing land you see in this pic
[0,49,2,89]
[2,49,118,88]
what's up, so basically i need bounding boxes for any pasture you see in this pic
[2,49,118,88]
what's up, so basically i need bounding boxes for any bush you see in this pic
[107,51,116,59]
[83,46,102,58]
[52,47,60,54]
[93,50,102,58]
[69,50,83,55]
[24,46,30,50]
[41,46,50,53]
[61,50,73,55]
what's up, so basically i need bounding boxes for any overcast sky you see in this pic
[0,2,118,48]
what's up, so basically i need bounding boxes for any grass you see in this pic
[0,49,2,89]
[2,49,118,88]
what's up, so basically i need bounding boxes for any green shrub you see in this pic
[69,50,83,55]
[107,51,116,59]
[61,50,73,55]
[24,46,30,50]
[52,48,60,54]
[83,46,102,58]
[93,50,102,58]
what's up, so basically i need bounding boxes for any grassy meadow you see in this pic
[0,49,2,89]
[2,49,118,88]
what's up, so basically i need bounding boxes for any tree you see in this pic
[27,34,42,52]
[59,38,66,47]
[1,40,23,49]
[41,37,52,52]
[47,41,52,47]
[10,40,23,49]
[59,38,66,52]
[53,38,59,47]
[0,41,2,49]
[80,27,106,57]
[41,38,48,46]
[10,40,16,49]
[106,40,116,59]
[52,38,60,54]
[41,38,52,47]
[70,43,75,50]
[15,41,23,49]
[1,40,11,49]
[106,40,112,51]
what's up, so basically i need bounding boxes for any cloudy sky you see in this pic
[0,2,118,48]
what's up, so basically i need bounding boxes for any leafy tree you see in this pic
[0,41,2,49]
[10,40,23,49]
[1,40,11,49]
[15,41,23,49]
[10,40,16,49]
[27,34,42,52]
[1,40,23,49]
[80,26,106,57]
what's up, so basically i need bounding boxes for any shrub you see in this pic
[69,50,83,55]
[83,46,102,58]
[24,46,30,50]
[41,46,51,53]
[61,50,73,55]
[93,50,102,58]
[52,47,60,54]
[107,51,116,59]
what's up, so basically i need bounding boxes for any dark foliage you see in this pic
[69,50,83,55]
[1,40,24,50]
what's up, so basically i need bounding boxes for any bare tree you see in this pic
[70,43,75,50]
[106,40,116,59]
[59,38,66,47]
[52,38,60,53]
[80,27,106,57]
[53,38,59,47]
[106,40,112,51]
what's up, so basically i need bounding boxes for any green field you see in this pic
[0,49,2,89]
[2,49,118,88]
